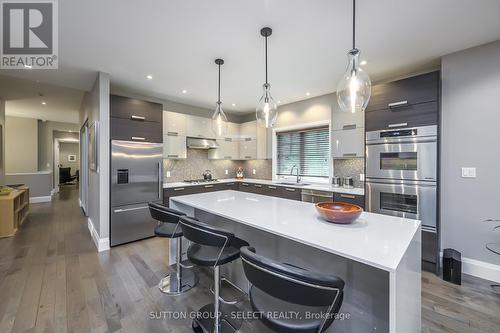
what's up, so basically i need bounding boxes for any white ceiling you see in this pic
[0,75,84,123]
[1,0,500,114]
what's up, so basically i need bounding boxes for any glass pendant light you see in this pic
[256,27,278,128]
[337,0,371,113]
[211,58,228,137]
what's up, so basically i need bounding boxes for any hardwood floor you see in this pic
[0,185,499,333]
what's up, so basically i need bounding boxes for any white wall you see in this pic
[5,116,38,173]
[441,41,500,280]
[79,72,110,251]
[274,93,336,128]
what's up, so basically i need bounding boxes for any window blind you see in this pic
[276,126,330,178]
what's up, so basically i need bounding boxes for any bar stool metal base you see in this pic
[158,266,198,295]
[191,303,242,333]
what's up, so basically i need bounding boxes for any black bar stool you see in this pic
[179,216,249,333]
[240,246,345,333]
[148,203,198,295]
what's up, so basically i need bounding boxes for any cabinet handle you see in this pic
[131,136,146,141]
[245,156,252,159]
[167,132,178,136]
[342,124,357,130]
[388,122,408,128]
[388,101,408,108]
[204,185,214,188]
[114,206,148,213]
[245,138,252,141]
[268,186,277,189]
[173,187,185,191]
[241,183,249,186]
[285,188,296,192]
[224,156,232,159]
[131,115,145,121]
[224,138,232,142]
[167,154,179,158]
[343,153,357,157]
[225,183,235,186]
[340,194,356,199]
[254,184,262,188]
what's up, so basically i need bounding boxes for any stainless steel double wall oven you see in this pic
[366,125,438,231]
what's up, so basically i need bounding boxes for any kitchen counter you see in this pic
[164,178,365,195]
[170,190,421,332]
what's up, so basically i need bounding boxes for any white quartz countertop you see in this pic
[164,178,364,195]
[170,190,420,272]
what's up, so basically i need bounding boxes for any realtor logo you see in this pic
[1,0,58,69]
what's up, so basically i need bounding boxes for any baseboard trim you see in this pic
[440,252,500,283]
[87,218,110,252]
[30,196,52,203]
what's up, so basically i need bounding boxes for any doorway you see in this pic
[53,135,80,193]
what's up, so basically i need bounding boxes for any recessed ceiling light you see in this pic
[24,65,32,69]
[306,92,311,96]
[231,103,236,107]
[146,74,153,80]
[41,101,47,105]
[360,60,367,66]
[277,100,281,104]
[182,90,187,94]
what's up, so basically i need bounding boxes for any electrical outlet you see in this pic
[359,173,365,181]
[461,167,476,178]
[166,171,171,178]
[252,169,256,175]
[225,169,228,175]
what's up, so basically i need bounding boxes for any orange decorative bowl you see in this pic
[315,202,363,224]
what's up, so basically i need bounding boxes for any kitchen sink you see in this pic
[277,182,311,186]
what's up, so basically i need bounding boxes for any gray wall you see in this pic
[5,116,38,173]
[80,72,110,241]
[38,120,79,171]
[5,172,52,197]
[0,99,5,185]
[441,40,500,266]
[59,142,79,171]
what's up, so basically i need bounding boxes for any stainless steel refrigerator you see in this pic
[110,140,163,246]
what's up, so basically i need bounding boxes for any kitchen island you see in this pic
[170,190,421,333]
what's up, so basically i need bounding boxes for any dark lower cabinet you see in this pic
[264,185,282,197]
[238,182,253,193]
[333,192,365,209]
[111,117,162,143]
[163,186,204,206]
[281,187,301,201]
[215,182,238,191]
[422,230,439,272]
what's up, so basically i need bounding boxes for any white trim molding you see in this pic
[87,218,110,252]
[30,196,52,203]
[462,257,500,284]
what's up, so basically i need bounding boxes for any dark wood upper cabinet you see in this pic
[365,101,439,131]
[110,94,162,123]
[366,71,439,113]
[111,117,162,143]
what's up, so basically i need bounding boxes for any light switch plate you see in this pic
[166,171,171,178]
[225,169,228,175]
[360,173,365,181]
[252,169,256,175]
[461,167,476,178]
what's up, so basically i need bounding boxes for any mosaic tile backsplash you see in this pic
[333,158,365,188]
[163,149,272,182]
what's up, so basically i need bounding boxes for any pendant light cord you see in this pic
[352,0,356,49]
[265,35,268,85]
[218,63,221,103]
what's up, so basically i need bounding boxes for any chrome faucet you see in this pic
[290,165,301,183]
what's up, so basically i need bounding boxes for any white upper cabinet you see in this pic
[163,134,187,159]
[237,120,267,160]
[163,111,187,136]
[332,127,364,158]
[331,107,364,131]
[186,115,215,139]
[208,138,239,160]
